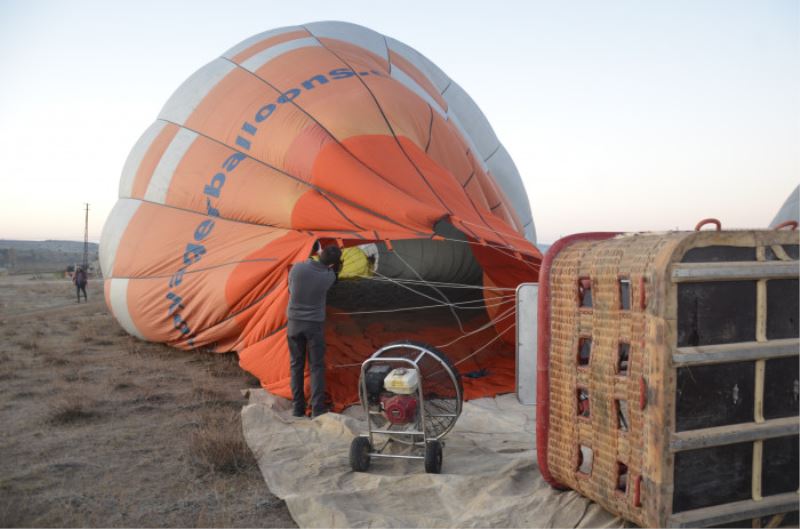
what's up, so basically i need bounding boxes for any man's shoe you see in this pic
[311,408,328,418]
[292,408,307,418]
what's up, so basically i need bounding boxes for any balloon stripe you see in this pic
[109,278,144,339]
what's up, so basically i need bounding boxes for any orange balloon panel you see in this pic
[101,21,541,411]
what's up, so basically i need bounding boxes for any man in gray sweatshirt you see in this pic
[287,244,342,418]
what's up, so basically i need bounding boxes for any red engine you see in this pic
[380,394,418,425]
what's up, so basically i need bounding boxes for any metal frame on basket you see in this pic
[356,342,462,462]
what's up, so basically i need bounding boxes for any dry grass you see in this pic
[0,275,295,527]
[188,409,255,475]
[50,393,101,424]
[17,336,39,351]
[0,497,31,528]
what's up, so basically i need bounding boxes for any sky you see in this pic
[0,0,797,244]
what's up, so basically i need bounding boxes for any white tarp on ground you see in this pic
[242,390,623,528]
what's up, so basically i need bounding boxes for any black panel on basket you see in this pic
[617,342,630,375]
[767,279,799,340]
[764,356,800,420]
[681,246,756,262]
[578,278,592,308]
[618,278,631,310]
[577,337,592,367]
[766,244,800,261]
[615,399,629,432]
[673,441,752,513]
[676,362,754,431]
[677,281,757,347]
[762,435,799,497]
[716,512,799,529]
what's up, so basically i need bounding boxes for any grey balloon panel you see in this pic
[305,21,389,61]
[524,221,537,245]
[440,81,534,244]
[371,220,483,284]
[385,37,451,93]
[441,82,499,163]
[222,26,303,59]
[770,185,799,228]
[486,146,534,237]
[374,239,483,285]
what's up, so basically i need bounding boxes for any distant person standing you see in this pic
[73,266,88,303]
[287,244,342,418]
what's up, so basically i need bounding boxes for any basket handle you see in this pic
[694,218,721,231]
[774,220,798,231]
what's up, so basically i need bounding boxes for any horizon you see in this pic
[0,0,797,244]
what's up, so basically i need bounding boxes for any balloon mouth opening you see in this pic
[325,219,499,370]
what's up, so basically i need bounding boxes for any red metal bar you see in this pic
[639,376,648,410]
[774,220,798,231]
[638,276,647,310]
[694,218,721,231]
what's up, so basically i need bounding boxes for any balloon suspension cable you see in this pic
[329,305,518,370]
[435,305,516,349]
[454,217,538,246]
[450,320,515,368]
[360,275,517,292]
[422,318,516,380]
[433,234,542,273]
[333,294,517,315]
[379,250,467,334]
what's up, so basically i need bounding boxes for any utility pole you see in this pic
[83,203,90,271]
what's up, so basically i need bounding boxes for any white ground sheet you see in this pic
[242,390,623,528]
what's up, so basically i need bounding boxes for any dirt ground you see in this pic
[0,275,297,527]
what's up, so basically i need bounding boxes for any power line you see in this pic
[83,203,89,270]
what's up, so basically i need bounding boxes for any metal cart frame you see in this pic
[354,342,463,466]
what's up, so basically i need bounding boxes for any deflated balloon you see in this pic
[100,21,542,409]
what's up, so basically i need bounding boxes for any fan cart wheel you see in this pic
[424,440,443,474]
[349,436,371,472]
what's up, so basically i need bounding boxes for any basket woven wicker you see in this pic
[536,229,799,527]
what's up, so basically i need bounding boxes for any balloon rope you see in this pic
[357,275,517,291]
[381,251,467,334]
[450,321,515,368]
[455,217,539,246]
[333,295,516,315]
[328,305,517,370]
[431,234,542,272]
[435,306,516,349]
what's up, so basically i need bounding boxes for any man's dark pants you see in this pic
[76,284,87,302]
[287,319,326,415]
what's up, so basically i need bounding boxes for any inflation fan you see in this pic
[349,341,463,474]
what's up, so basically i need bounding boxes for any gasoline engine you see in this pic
[349,341,463,474]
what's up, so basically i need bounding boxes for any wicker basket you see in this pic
[536,228,799,527]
